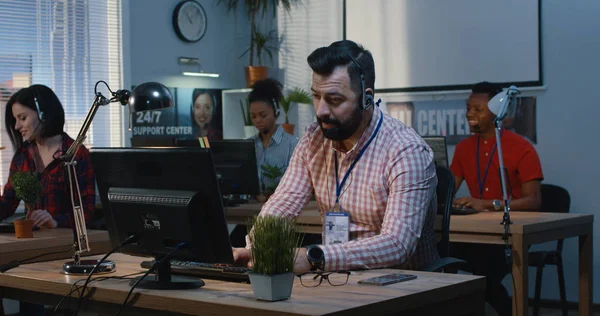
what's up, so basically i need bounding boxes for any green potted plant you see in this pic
[260,164,283,199]
[246,215,302,301]
[280,88,312,135]
[217,0,302,87]
[10,171,42,238]
[240,97,255,138]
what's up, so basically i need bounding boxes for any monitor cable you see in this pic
[73,233,142,316]
[115,241,187,316]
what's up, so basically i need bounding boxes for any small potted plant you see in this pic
[241,28,281,88]
[247,215,302,301]
[260,164,283,200]
[240,97,255,138]
[10,171,42,238]
[280,88,312,135]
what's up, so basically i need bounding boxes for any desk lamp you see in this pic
[61,82,174,275]
[487,85,520,242]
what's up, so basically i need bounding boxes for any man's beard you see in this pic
[318,106,363,141]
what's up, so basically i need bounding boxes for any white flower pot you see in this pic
[248,272,295,301]
[244,125,256,139]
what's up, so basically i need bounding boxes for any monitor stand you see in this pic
[132,258,205,290]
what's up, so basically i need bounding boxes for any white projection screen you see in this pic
[344,0,541,92]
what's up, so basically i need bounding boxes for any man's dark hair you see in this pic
[248,78,284,114]
[307,40,375,101]
[5,84,65,151]
[472,81,503,100]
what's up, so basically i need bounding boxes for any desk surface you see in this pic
[0,253,485,316]
[0,229,111,265]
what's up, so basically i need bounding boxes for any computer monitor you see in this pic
[90,147,233,290]
[423,136,449,168]
[130,136,176,148]
[175,139,260,196]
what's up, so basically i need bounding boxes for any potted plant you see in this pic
[217,0,302,87]
[260,164,283,200]
[280,88,312,135]
[241,28,281,88]
[240,97,255,138]
[10,171,42,238]
[246,215,302,301]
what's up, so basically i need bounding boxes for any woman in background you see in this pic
[247,78,298,195]
[0,84,96,315]
[190,89,223,140]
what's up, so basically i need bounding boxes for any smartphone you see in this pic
[357,273,417,286]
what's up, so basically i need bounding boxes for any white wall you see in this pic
[527,0,600,303]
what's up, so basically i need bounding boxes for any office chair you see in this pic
[530,184,570,316]
[423,166,465,272]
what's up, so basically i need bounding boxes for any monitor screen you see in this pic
[90,147,233,289]
[175,139,260,196]
[423,136,449,168]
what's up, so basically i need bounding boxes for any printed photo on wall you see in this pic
[130,86,183,138]
[177,88,224,141]
[386,96,537,145]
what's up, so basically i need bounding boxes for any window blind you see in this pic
[0,0,124,188]
[277,0,343,91]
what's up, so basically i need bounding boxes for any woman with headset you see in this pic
[1,84,96,315]
[247,78,299,196]
[0,84,96,229]
[190,88,223,140]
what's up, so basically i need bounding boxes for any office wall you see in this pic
[122,0,278,144]
[528,0,600,303]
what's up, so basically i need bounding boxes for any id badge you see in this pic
[324,212,350,245]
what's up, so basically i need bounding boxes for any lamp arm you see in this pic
[60,93,117,264]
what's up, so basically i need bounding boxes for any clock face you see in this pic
[173,0,207,42]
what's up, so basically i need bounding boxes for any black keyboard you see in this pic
[451,207,479,215]
[140,260,251,283]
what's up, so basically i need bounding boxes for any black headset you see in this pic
[271,98,281,118]
[346,53,374,110]
[33,93,45,122]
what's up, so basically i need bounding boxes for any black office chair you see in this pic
[423,166,465,272]
[530,184,570,316]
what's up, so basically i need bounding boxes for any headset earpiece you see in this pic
[34,96,45,122]
[364,93,374,110]
[272,98,280,118]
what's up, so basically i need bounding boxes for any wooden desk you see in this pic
[0,229,111,265]
[0,253,485,316]
[226,204,594,316]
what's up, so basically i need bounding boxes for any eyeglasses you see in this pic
[298,271,351,287]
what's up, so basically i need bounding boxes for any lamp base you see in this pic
[61,259,116,275]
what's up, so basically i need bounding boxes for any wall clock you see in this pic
[173,0,207,43]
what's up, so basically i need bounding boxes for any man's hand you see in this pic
[294,248,311,274]
[232,247,252,268]
[28,210,57,228]
[453,197,489,211]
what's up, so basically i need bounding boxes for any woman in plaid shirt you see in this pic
[0,84,95,229]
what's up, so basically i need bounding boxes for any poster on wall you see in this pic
[386,96,537,145]
[130,87,224,142]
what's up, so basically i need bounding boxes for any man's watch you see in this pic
[306,245,324,271]
[492,199,502,211]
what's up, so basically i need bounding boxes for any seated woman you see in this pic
[0,84,96,229]
[247,78,298,195]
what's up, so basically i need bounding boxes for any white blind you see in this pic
[0,0,124,187]
[277,0,344,91]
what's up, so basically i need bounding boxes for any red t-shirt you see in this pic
[450,129,543,200]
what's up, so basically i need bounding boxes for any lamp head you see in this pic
[487,85,520,121]
[128,82,174,112]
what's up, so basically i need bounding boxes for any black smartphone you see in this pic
[357,273,417,286]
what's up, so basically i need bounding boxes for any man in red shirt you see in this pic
[450,81,543,316]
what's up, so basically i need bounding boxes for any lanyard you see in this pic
[476,130,503,199]
[334,113,383,205]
